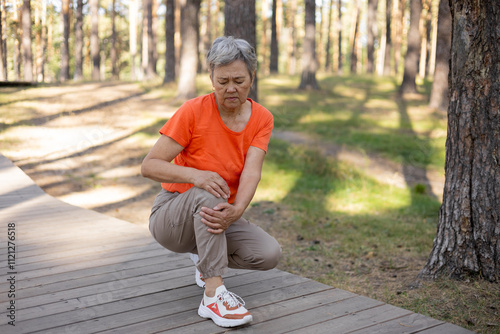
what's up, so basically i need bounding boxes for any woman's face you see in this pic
[211,60,254,113]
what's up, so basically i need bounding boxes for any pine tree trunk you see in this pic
[419,0,500,282]
[260,0,268,75]
[90,0,100,81]
[22,0,33,81]
[224,0,258,101]
[60,0,70,81]
[177,0,200,100]
[129,0,138,80]
[383,0,392,75]
[74,0,84,81]
[0,0,4,81]
[163,0,175,83]
[324,0,334,71]
[428,0,450,111]
[393,0,405,75]
[337,0,342,74]
[349,0,360,74]
[366,0,379,73]
[270,0,279,73]
[299,0,319,90]
[144,0,156,79]
[111,0,118,79]
[399,0,421,94]
[286,0,297,75]
[1,0,6,81]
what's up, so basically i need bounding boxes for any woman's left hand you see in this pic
[199,203,243,234]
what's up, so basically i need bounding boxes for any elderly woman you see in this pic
[141,36,281,328]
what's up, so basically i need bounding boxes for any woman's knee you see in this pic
[189,187,226,211]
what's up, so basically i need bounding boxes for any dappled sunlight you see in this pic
[58,184,151,209]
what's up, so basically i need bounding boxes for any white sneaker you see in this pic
[198,285,252,327]
[189,253,205,288]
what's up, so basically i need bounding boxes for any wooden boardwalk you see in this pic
[0,154,474,334]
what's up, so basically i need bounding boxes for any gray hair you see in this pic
[206,36,257,79]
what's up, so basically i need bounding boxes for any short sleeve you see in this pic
[250,109,274,152]
[159,102,195,148]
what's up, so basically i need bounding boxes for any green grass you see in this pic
[260,74,447,170]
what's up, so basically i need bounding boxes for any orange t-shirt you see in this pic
[159,93,274,203]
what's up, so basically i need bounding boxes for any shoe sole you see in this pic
[198,303,252,327]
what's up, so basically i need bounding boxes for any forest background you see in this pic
[0,0,498,333]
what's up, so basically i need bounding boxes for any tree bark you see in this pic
[337,0,342,74]
[270,0,279,73]
[286,0,297,75]
[349,0,361,74]
[130,0,138,80]
[22,0,33,81]
[60,0,70,81]
[366,0,379,73]
[0,0,4,81]
[399,0,422,94]
[393,0,405,75]
[383,0,392,75]
[111,0,118,79]
[299,0,319,90]
[177,0,200,100]
[419,0,500,282]
[90,0,100,81]
[224,0,258,101]
[428,0,450,111]
[143,0,156,79]
[324,0,334,71]
[163,0,175,83]
[74,0,84,81]
[1,0,6,80]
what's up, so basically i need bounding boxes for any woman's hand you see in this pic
[199,203,244,234]
[192,170,231,200]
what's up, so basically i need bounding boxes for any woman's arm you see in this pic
[200,145,266,233]
[141,135,230,199]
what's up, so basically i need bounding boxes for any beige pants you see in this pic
[149,187,281,278]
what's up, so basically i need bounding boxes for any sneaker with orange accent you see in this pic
[198,285,252,327]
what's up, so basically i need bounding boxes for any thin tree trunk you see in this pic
[394,0,405,75]
[22,0,33,81]
[129,0,138,80]
[60,0,70,81]
[74,0,84,81]
[383,0,392,75]
[420,0,500,282]
[0,0,4,81]
[324,0,334,71]
[349,0,360,74]
[1,0,6,81]
[163,0,175,83]
[177,0,200,100]
[428,0,438,76]
[224,0,258,101]
[399,0,422,94]
[111,0,118,79]
[428,0,450,110]
[90,0,100,81]
[286,0,297,75]
[40,0,47,81]
[299,0,319,90]
[337,0,343,74]
[152,0,158,72]
[418,0,431,79]
[201,0,212,73]
[270,0,279,73]
[144,0,156,79]
[260,0,268,75]
[366,0,379,73]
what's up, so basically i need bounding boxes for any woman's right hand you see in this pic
[192,170,230,200]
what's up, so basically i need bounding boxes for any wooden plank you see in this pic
[416,323,475,334]
[285,304,413,334]
[20,270,308,333]
[347,313,444,334]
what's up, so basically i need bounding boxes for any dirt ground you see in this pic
[6,82,497,333]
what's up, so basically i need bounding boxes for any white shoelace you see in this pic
[218,290,246,308]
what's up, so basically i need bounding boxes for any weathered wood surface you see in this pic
[0,155,474,333]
